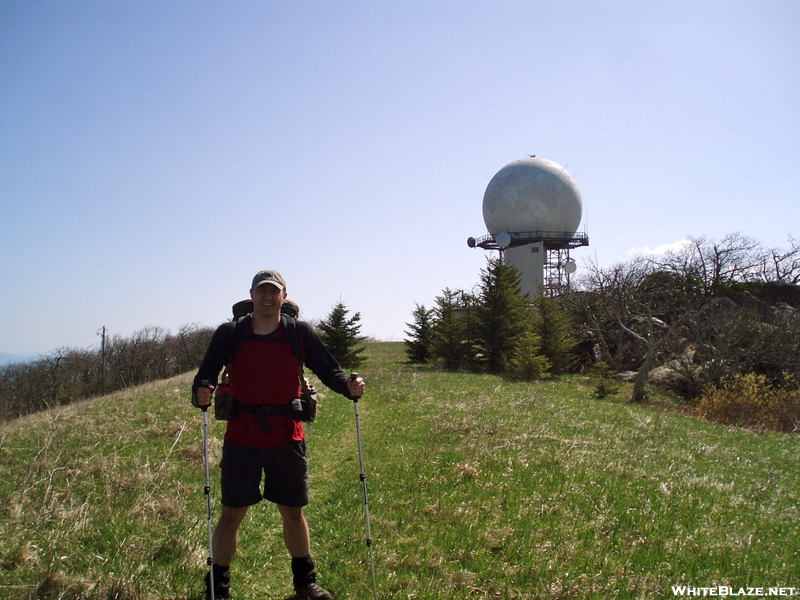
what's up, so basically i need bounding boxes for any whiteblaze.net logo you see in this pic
[672,587,798,597]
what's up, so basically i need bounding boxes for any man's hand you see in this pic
[347,374,365,399]
[196,381,214,408]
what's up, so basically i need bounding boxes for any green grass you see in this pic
[1,342,798,599]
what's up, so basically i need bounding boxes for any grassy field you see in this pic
[1,342,798,599]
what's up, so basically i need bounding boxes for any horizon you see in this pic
[2,1,798,355]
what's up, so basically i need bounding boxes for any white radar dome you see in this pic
[482,157,583,237]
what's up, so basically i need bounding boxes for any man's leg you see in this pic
[205,505,248,599]
[213,505,249,564]
[278,505,332,599]
[277,504,310,557]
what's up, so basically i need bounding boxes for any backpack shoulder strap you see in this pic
[227,313,304,365]
[280,314,304,364]
[281,314,315,397]
[228,314,253,362]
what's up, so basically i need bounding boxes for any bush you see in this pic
[530,291,579,375]
[508,326,551,381]
[694,373,800,433]
[591,362,620,399]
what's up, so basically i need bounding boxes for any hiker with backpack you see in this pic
[192,270,365,600]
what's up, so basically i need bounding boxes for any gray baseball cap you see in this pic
[251,270,286,291]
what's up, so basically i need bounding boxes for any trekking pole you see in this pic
[200,380,216,600]
[350,373,378,599]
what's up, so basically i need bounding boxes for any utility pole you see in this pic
[98,326,107,395]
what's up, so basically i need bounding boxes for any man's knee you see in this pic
[278,504,305,523]
[218,505,248,528]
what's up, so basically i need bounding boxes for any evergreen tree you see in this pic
[316,300,367,369]
[509,316,551,380]
[475,257,528,373]
[531,290,578,375]
[591,361,620,399]
[430,288,472,370]
[458,289,481,368]
[404,303,435,363]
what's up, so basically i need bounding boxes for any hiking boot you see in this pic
[205,566,231,599]
[295,583,334,599]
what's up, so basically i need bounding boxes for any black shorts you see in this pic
[219,440,309,508]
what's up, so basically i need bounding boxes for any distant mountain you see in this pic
[0,352,38,366]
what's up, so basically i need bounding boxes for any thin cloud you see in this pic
[627,239,690,257]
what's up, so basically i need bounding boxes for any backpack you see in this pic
[213,312,317,423]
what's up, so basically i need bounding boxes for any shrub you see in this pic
[591,362,620,399]
[508,325,551,381]
[530,291,579,375]
[694,373,800,432]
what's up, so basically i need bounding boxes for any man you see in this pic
[192,270,365,600]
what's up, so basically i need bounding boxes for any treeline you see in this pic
[404,258,580,378]
[0,298,370,423]
[405,233,800,431]
[0,324,214,421]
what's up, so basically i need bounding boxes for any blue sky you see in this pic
[1,0,798,356]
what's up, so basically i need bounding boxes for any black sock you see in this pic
[291,555,317,588]
[212,564,230,582]
[205,564,230,591]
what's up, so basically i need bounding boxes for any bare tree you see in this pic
[571,256,656,370]
[760,236,800,284]
[617,307,658,403]
[652,233,764,297]
[1,322,216,422]
[573,256,702,402]
[170,323,214,372]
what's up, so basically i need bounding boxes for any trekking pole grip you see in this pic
[200,380,211,412]
[349,373,360,402]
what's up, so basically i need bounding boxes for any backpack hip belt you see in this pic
[224,396,316,435]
